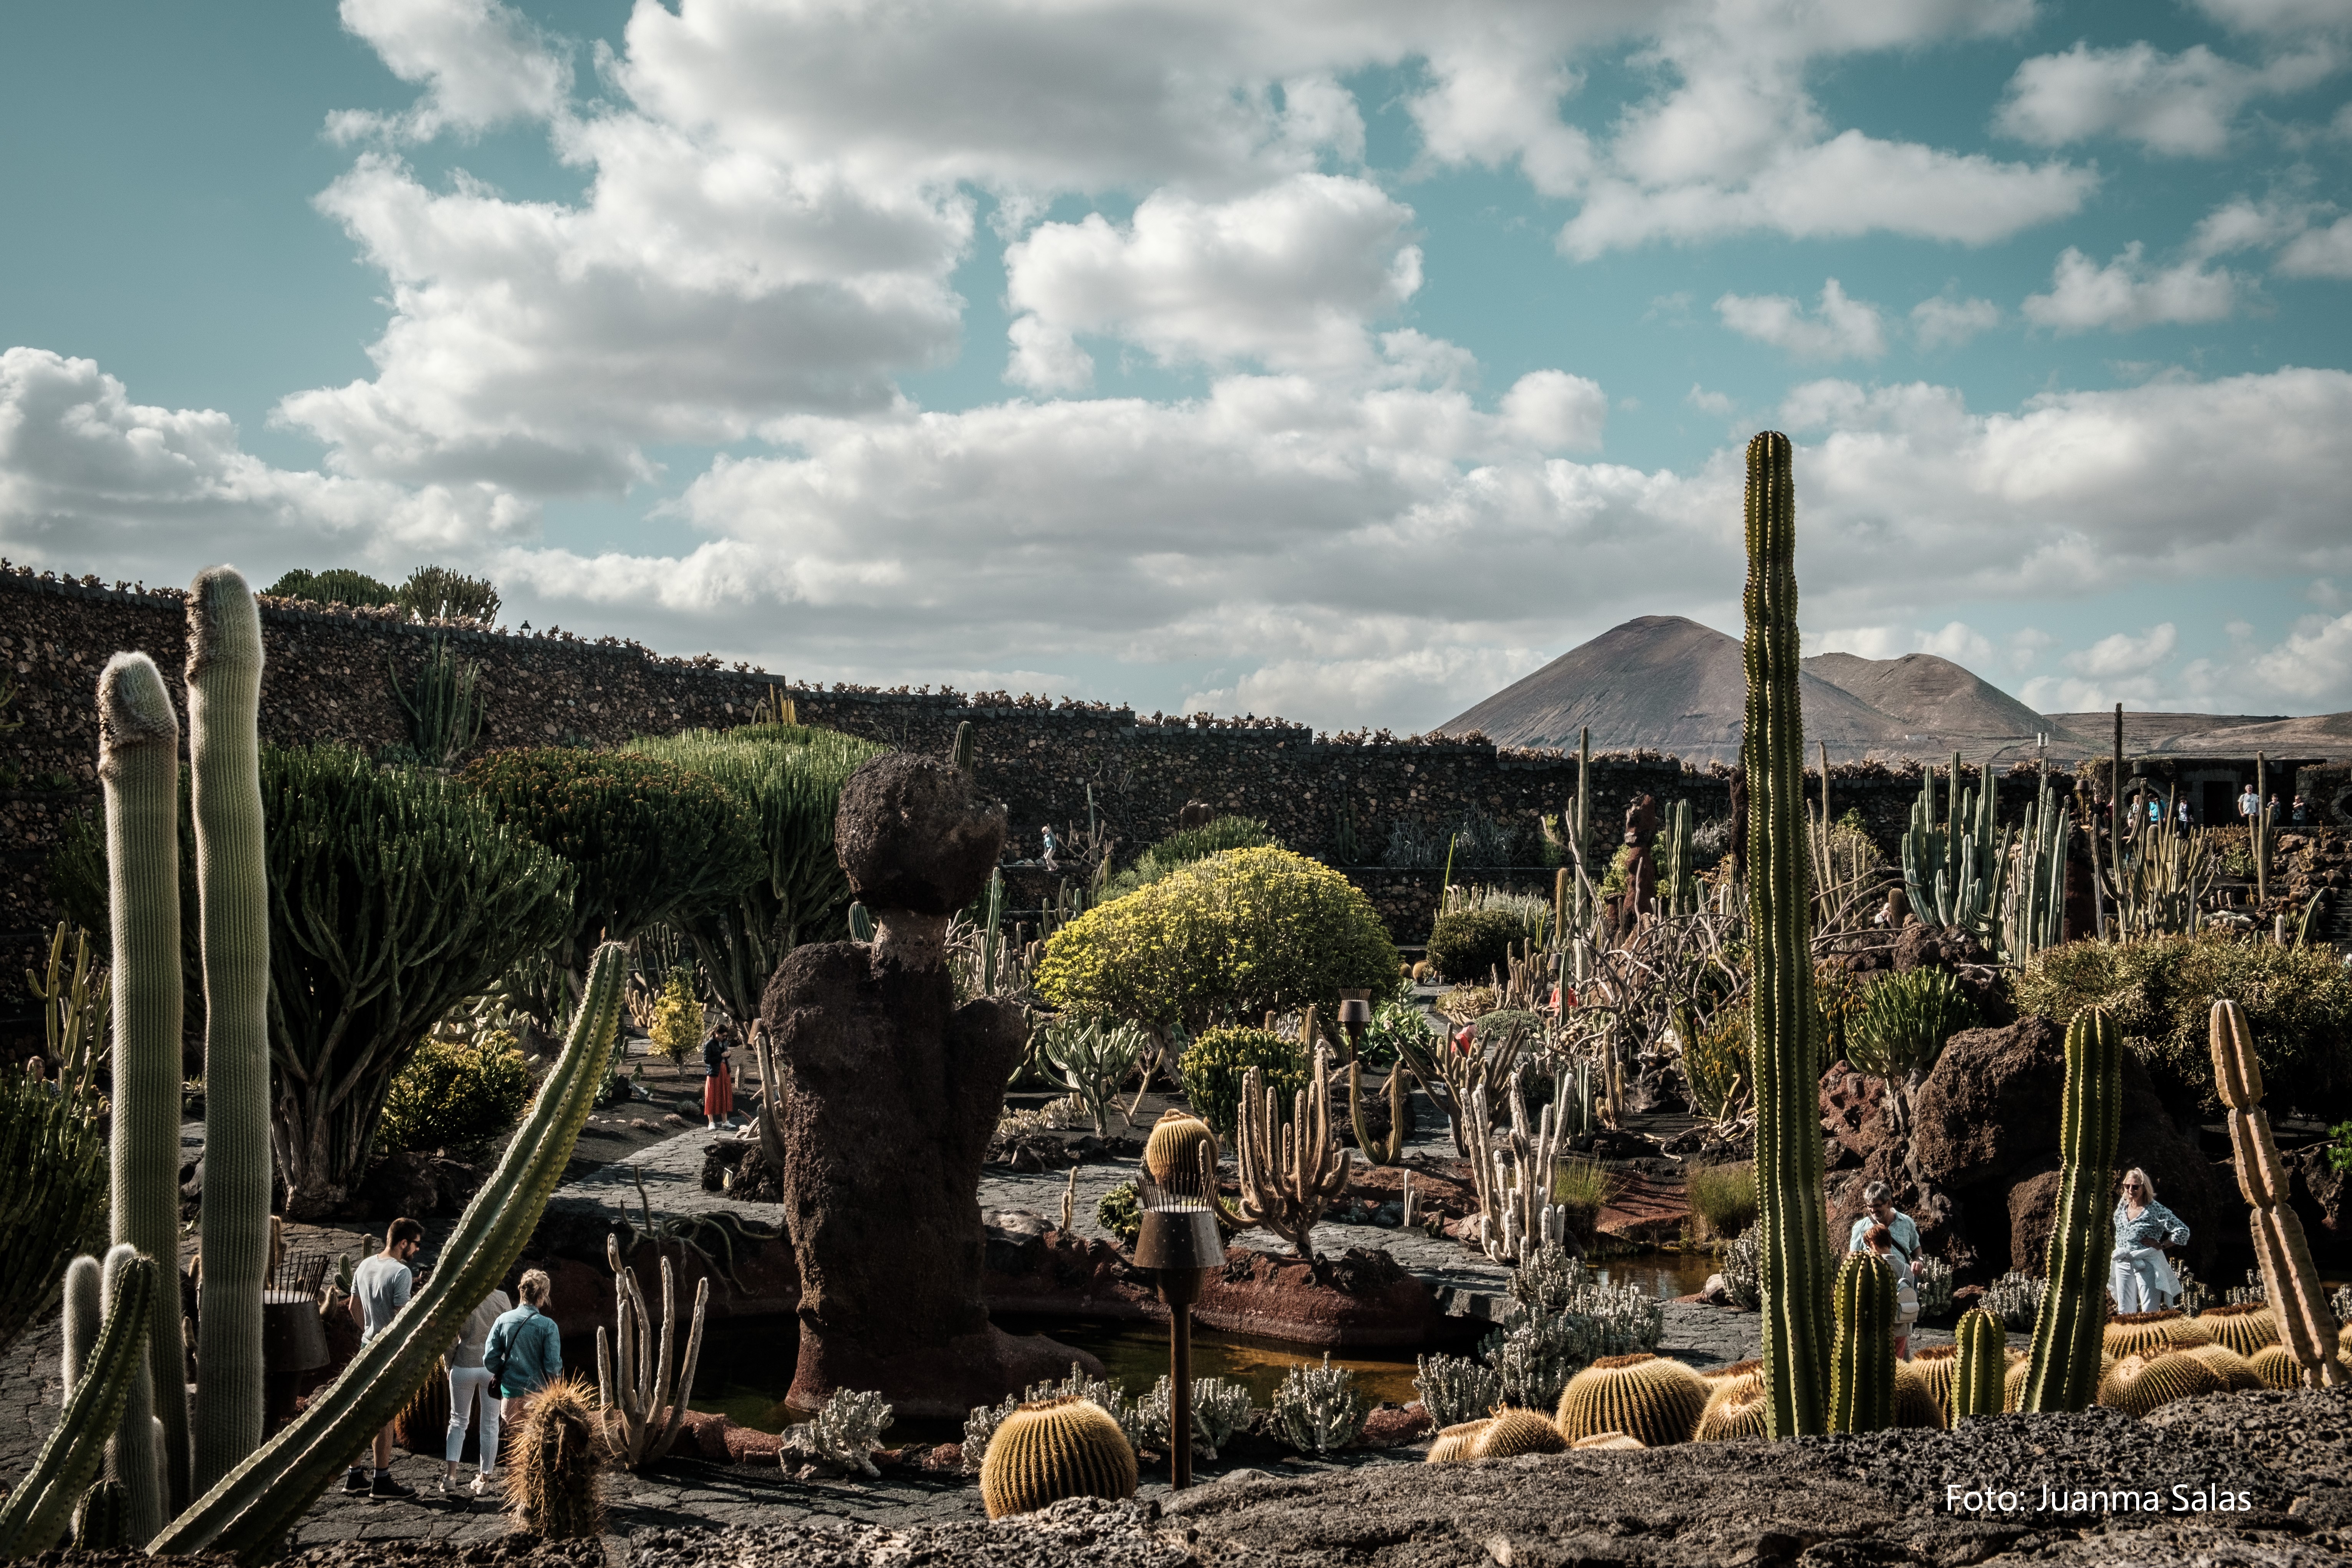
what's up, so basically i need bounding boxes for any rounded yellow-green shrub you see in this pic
[1555,1353,1709,1448]
[1425,1419,1489,1465]
[1176,1028,1308,1141]
[377,1032,532,1157]
[1037,846,1400,1035]
[649,969,704,1063]
[1470,1408,1568,1459]
[2196,1303,2280,1358]
[979,1397,1137,1519]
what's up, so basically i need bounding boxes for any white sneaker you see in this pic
[471,1473,490,1498]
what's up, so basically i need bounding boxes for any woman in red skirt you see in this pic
[702,1019,735,1128]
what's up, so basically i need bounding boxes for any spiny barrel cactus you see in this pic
[96,651,193,1512]
[2022,1007,2122,1413]
[1424,1418,1489,1465]
[1693,1377,1770,1442]
[187,567,272,1494]
[0,1251,157,1558]
[506,1375,605,1538]
[1470,1408,1567,1459]
[1740,430,1832,1438]
[2098,1351,2224,1417]
[150,942,628,1561]
[1891,1360,1946,1430]
[1554,1353,1708,1448]
[2196,1302,2280,1358]
[979,1397,1138,1519]
[2212,998,2347,1389]
[1829,1251,1895,1434]
[2103,1310,2209,1360]
[2185,1344,2262,1392]
[1951,1310,2005,1422]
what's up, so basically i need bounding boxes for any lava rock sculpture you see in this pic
[759,751,1096,1417]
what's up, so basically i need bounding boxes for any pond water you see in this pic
[641,1247,1717,1444]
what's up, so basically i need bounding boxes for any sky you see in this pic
[4,0,2351,735]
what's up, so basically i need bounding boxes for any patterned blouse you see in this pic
[2113,1197,2190,1254]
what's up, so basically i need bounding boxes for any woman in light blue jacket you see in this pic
[2110,1167,2190,1312]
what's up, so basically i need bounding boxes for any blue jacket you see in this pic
[484,1304,562,1398]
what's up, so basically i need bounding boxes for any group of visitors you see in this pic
[1850,1166,2190,1360]
[341,1219,565,1502]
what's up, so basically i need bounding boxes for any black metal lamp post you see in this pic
[1337,995,1372,1063]
[1133,1172,1220,1489]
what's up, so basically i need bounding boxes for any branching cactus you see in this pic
[596,1235,711,1469]
[2023,1007,2122,1412]
[2213,999,2346,1388]
[96,651,195,1512]
[149,942,628,1562]
[1829,1251,1895,1434]
[1348,1057,1406,1166]
[0,1251,157,1558]
[1233,1047,1353,1260]
[1952,1308,2006,1422]
[187,567,272,1493]
[1741,430,1832,1438]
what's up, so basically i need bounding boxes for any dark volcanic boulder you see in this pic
[2283,1142,2350,1266]
[832,753,1007,916]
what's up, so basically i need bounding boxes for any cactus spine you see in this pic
[2022,1007,2122,1412]
[150,942,628,1560]
[96,652,194,1512]
[186,568,271,1493]
[0,1252,157,1558]
[1951,1308,2005,1422]
[1741,431,1832,1439]
[2213,998,2346,1387]
[1828,1251,1895,1434]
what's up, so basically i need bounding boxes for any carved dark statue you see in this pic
[757,750,1096,1417]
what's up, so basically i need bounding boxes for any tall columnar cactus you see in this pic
[596,1234,712,1469]
[1659,799,1694,918]
[1741,430,1832,1439]
[96,652,194,1510]
[1951,1308,2006,1422]
[2022,1007,2122,1413]
[187,567,271,1493]
[0,1252,157,1558]
[1829,1251,1895,1434]
[2006,768,2070,962]
[2212,999,2346,1388]
[1901,753,2008,936]
[1232,1047,1352,1260]
[150,943,628,1562]
[103,1243,167,1543]
[1348,1057,1406,1166]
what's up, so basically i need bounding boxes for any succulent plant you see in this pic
[1414,1353,1503,1430]
[1891,1359,1946,1430]
[0,1250,157,1558]
[782,1388,893,1478]
[1554,1353,1709,1449]
[979,1397,1138,1519]
[2195,1302,2281,1358]
[2022,1007,2122,1414]
[1829,1251,1895,1434]
[597,1235,711,1470]
[1138,1374,1252,1460]
[1952,1310,2006,1423]
[1272,1352,1366,1454]
[1982,1270,2046,1333]
[506,1374,605,1538]
[1424,1419,1489,1465]
[2183,1344,2263,1392]
[2103,1310,2210,1360]
[1693,1376,1770,1442]
[1470,1408,1568,1459]
[2097,1351,2224,1417]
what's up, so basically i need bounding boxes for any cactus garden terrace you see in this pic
[5,508,2352,1566]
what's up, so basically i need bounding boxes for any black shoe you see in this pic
[343,1468,370,1494]
[369,1474,418,1500]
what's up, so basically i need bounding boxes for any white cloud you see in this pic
[1686,384,1733,415]
[2191,0,2352,38]
[1995,40,2338,158]
[2278,214,2352,275]
[2066,623,2180,677]
[1184,644,1546,731]
[328,0,571,143]
[0,348,529,582]
[2251,612,2352,705]
[1910,294,2003,350]
[1000,175,1422,389]
[1714,279,1886,361]
[2022,243,2241,333]
[1499,371,1607,452]
[1814,621,1994,664]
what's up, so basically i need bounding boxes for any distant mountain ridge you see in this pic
[1436,616,2350,764]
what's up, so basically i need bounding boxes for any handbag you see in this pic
[482,1323,510,1394]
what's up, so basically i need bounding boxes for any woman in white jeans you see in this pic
[442,1289,512,1495]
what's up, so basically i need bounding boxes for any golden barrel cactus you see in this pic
[2184,1344,2262,1392]
[1892,1359,1947,1430]
[1572,1432,1644,1450]
[1142,1109,1219,1187]
[2098,1351,2223,1417]
[2196,1303,2280,1359]
[1693,1377,1770,1442]
[1470,1409,1567,1460]
[2103,1310,2209,1360]
[1425,1419,1490,1466]
[979,1397,1138,1519]
[1557,1353,1709,1448]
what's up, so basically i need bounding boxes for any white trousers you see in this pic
[446,1364,501,1469]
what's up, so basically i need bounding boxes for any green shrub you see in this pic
[396,564,501,623]
[2016,934,2352,1119]
[1036,846,1399,1032]
[1357,997,1430,1071]
[1425,909,1525,983]
[1686,1161,1757,1240]
[649,969,703,1063]
[264,567,398,608]
[1178,1027,1309,1140]
[1096,1180,1141,1246]
[1110,815,1276,895]
[1848,968,1977,1083]
[378,1032,533,1157]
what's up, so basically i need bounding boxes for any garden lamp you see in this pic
[1133,1159,1221,1490]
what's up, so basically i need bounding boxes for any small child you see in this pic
[1865,1222,1920,1359]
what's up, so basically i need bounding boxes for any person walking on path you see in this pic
[2111,1167,2191,1312]
[346,1219,425,1499]
[702,1018,736,1129]
[484,1270,563,1428]
[1846,1181,1921,1270]
[441,1287,512,1497]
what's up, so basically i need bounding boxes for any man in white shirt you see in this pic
[345,1218,424,1499]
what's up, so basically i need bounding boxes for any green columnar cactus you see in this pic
[2022,1007,2122,1413]
[2007,769,2070,962]
[187,566,272,1494]
[1660,800,1694,918]
[103,1243,167,1542]
[1829,1251,1895,1434]
[0,1252,157,1558]
[1952,1308,2006,1421]
[1741,431,1832,1439]
[1348,1057,1406,1166]
[72,1480,132,1550]
[150,943,628,1562]
[96,651,194,1510]
[2213,999,2347,1388]
[1232,1048,1352,1260]
[61,1254,104,1390]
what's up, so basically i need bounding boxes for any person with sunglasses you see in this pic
[2110,1167,2190,1312]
